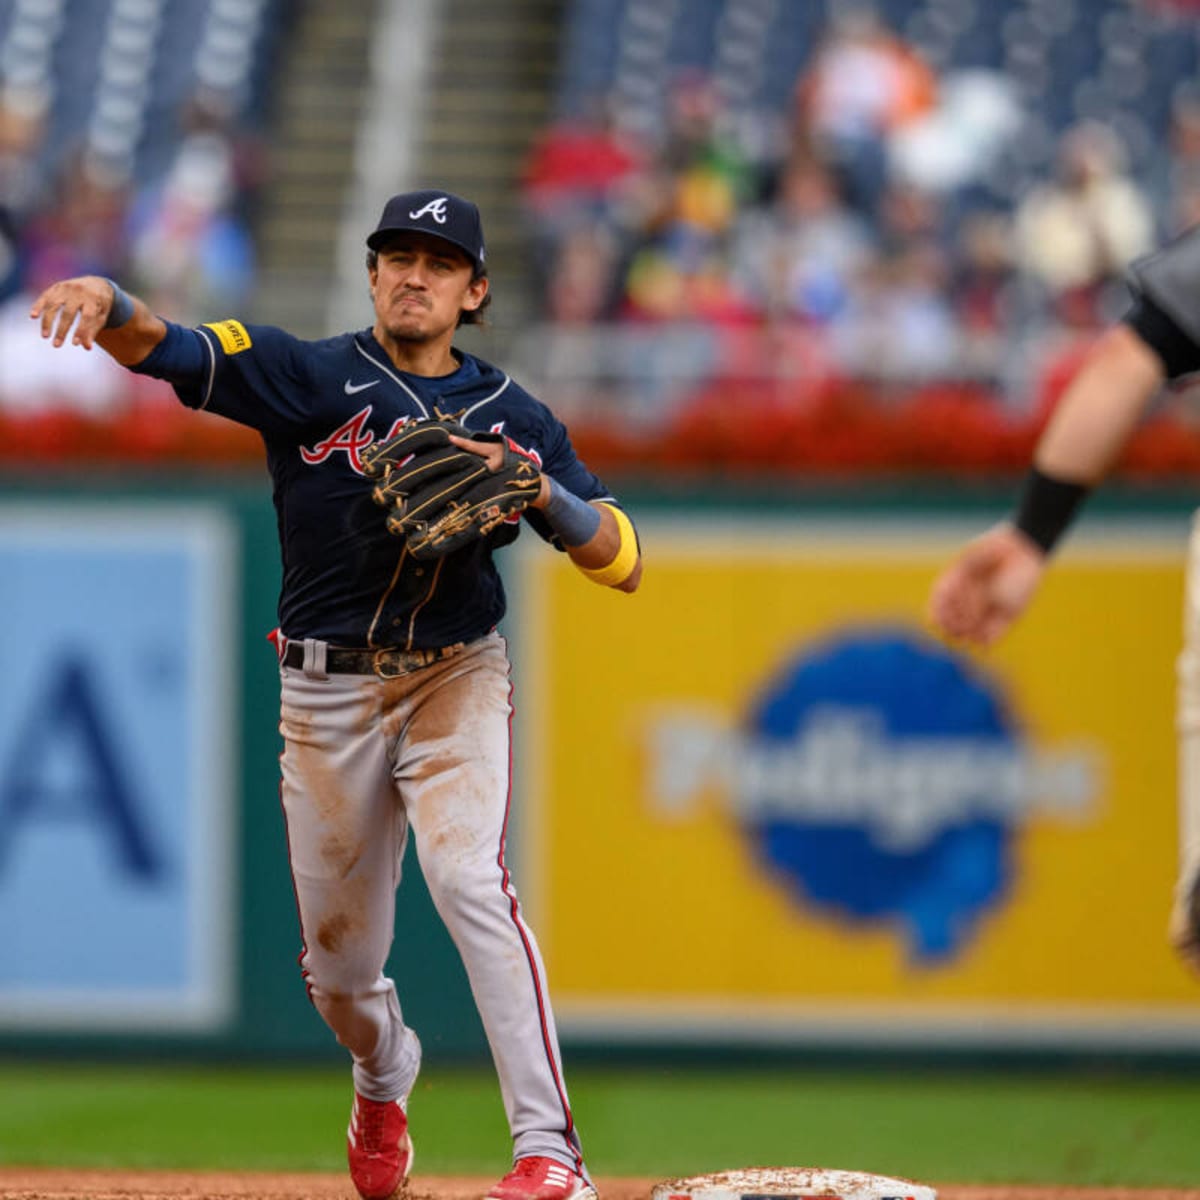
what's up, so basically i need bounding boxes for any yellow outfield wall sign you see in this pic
[514,517,1200,1049]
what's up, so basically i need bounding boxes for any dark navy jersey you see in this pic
[134,320,621,647]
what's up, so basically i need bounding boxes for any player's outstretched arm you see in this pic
[30,275,167,365]
[929,323,1166,645]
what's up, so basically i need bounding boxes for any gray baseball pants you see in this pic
[277,631,586,1173]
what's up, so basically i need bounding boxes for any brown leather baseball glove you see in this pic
[360,413,542,559]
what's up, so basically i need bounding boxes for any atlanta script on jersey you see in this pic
[131,319,624,647]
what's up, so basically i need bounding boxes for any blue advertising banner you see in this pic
[0,507,237,1032]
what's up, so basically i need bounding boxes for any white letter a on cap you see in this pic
[408,198,449,224]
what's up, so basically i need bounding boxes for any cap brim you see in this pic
[366,225,480,269]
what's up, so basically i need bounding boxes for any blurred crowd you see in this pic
[519,5,1194,391]
[5,0,1200,474]
[0,82,262,415]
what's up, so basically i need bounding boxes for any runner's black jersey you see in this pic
[135,321,620,647]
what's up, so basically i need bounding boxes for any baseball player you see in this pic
[31,189,642,1200]
[927,223,1200,976]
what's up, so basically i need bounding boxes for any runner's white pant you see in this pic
[278,632,585,1173]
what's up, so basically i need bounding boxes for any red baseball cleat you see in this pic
[487,1156,598,1200]
[347,1092,414,1200]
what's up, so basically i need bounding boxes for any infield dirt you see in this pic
[0,1174,1199,1200]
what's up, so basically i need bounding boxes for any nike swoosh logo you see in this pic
[344,379,379,395]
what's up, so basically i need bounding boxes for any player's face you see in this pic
[369,234,487,344]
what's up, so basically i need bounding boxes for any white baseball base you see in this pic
[651,1168,937,1200]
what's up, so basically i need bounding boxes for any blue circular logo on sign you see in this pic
[743,627,1017,962]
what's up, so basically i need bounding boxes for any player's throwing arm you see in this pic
[31,274,166,363]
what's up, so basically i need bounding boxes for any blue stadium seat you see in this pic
[951,21,1007,71]
[555,0,627,118]
[874,0,924,29]
[44,0,113,170]
[1145,25,1199,93]
[755,2,825,112]
[666,0,724,72]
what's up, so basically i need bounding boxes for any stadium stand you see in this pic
[0,0,289,433]
[548,0,1200,224]
[0,0,286,324]
[8,0,1200,480]
[500,0,1200,479]
[0,0,282,190]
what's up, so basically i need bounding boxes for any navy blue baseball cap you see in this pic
[366,189,487,275]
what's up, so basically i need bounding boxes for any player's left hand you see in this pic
[30,275,116,350]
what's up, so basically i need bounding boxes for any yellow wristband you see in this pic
[579,504,638,586]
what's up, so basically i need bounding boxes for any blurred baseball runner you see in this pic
[31,189,642,1200]
[927,223,1200,977]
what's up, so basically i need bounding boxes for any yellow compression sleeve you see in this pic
[578,504,638,586]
